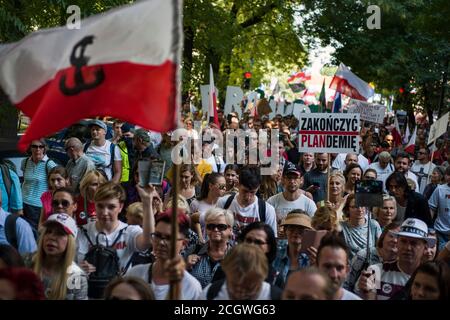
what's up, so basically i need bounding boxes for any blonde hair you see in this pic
[94,181,126,203]
[33,224,76,300]
[221,243,268,282]
[164,194,190,213]
[79,170,107,198]
[329,171,345,186]
[312,206,338,231]
[127,202,144,223]
[373,195,397,218]
[204,208,234,227]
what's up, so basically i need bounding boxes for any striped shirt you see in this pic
[21,156,57,207]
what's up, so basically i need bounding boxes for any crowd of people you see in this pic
[0,110,449,301]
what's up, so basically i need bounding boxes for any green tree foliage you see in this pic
[298,0,449,117]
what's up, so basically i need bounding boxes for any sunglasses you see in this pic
[206,223,229,231]
[51,199,71,208]
[244,237,267,245]
[217,184,226,190]
[31,145,45,149]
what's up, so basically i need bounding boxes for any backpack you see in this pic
[81,226,127,299]
[0,159,16,212]
[24,157,52,178]
[83,141,116,180]
[223,193,266,222]
[4,214,19,250]
[206,278,282,300]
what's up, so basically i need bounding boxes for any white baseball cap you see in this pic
[45,213,78,237]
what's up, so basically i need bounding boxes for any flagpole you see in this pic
[327,153,331,202]
[426,142,436,185]
[169,162,181,300]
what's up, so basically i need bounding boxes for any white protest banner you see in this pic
[224,86,243,118]
[268,96,277,119]
[347,99,386,124]
[428,112,449,145]
[292,101,310,120]
[298,113,360,153]
[200,84,219,115]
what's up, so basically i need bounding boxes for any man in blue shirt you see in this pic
[0,165,23,215]
[0,192,37,254]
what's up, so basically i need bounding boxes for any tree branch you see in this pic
[239,2,277,29]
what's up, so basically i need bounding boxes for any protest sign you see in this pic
[428,112,449,145]
[298,113,360,153]
[347,100,386,124]
[224,86,243,118]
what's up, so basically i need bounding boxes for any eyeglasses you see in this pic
[151,232,184,243]
[216,184,226,190]
[206,223,229,231]
[31,145,45,149]
[244,237,267,245]
[51,199,71,208]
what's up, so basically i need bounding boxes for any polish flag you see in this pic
[329,63,374,101]
[209,64,220,127]
[403,121,411,144]
[287,70,311,83]
[391,116,402,147]
[0,0,181,151]
[404,126,417,154]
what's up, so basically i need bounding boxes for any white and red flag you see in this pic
[329,63,374,101]
[287,70,311,83]
[0,0,182,151]
[404,126,417,154]
[391,116,403,147]
[208,64,220,127]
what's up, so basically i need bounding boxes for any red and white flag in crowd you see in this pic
[391,116,403,147]
[287,70,311,83]
[209,64,220,127]
[404,126,417,154]
[329,63,374,101]
[0,0,182,151]
[403,121,411,144]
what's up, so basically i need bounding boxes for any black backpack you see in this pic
[4,214,19,250]
[81,226,127,299]
[206,278,282,300]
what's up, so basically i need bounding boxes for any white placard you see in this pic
[298,113,360,153]
[428,112,449,145]
[347,99,386,124]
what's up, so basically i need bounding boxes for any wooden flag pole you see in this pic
[169,162,181,300]
[327,153,331,202]
[426,143,436,185]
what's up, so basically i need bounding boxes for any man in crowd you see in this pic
[429,166,450,251]
[332,153,369,172]
[84,119,122,183]
[411,147,436,194]
[394,152,419,192]
[369,151,394,191]
[132,128,160,162]
[0,159,23,215]
[357,218,434,300]
[282,267,333,300]
[65,137,95,195]
[303,153,329,203]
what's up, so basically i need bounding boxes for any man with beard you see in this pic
[303,153,330,203]
[394,152,419,192]
[316,232,361,300]
[356,218,435,300]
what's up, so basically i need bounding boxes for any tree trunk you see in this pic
[182,26,194,101]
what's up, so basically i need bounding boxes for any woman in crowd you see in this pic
[324,172,347,222]
[273,210,316,288]
[239,222,278,285]
[345,222,400,292]
[423,229,439,262]
[340,194,382,260]
[408,261,450,300]
[75,170,106,226]
[190,173,226,237]
[363,168,378,181]
[104,276,155,300]
[258,166,283,201]
[343,163,363,196]
[21,139,58,235]
[0,267,45,300]
[224,164,239,194]
[423,166,446,200]
[25,213,88,300]
[166,164,200,207]
[186,208,234,288]
[374,195,397,229]
[312,206,340,232]
[39,166,70,226]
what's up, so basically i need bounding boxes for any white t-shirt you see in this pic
[429,183,450,235]
[332,153,369,172]
[84,140,122,180]
[76,221,142,271]
[217,194,277,234]
[267,192,317,224]
[341,288,362,300]
[205,155,226,173]
[199,281,272,300]
[126,263,202,300]
[411,161,436,194]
